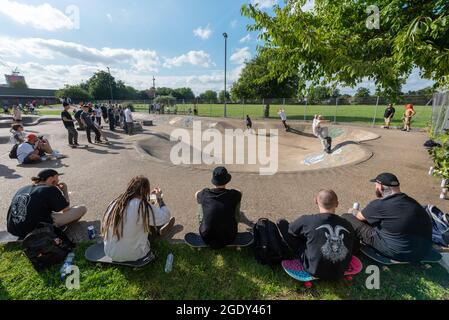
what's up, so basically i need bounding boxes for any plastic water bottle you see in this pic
[60,252,75,280]
[165,253,174,273]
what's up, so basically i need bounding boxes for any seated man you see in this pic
[7,169,87,239]
[16,134,59,165]
[342,173,432,262]
[277,190,355,280]
[195,167,242,249]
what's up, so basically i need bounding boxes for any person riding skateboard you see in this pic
[195,167,242,249]
[277,190,355,280]
[313,115,333,154]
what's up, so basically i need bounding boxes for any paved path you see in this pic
[0,114,448,241]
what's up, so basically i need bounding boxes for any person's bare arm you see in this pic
[348,208,367,221]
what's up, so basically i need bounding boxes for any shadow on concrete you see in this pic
[288,127,316,138]
[0,164,21,179]
[17,159,69,170]
[331,140,359,152]
[85,148,119,156]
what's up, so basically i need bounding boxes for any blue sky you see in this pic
[0,0,434,95]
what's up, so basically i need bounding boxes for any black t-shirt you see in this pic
[197,188,242,248]
[81,111,94,127]
[61,110,75,129]
[362,193,432,262]
[384,107,396,118]
[7,184,69,239]
[288,214,354,280]
[74,109,83,119]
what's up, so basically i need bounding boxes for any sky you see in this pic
[0,0,434,95]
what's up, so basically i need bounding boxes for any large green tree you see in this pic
[86,71,117,100]
[172,87,195,100]
[231,51,299,100]
[56,85,91,101]
[242,0,449,99]
[199,90,218,102]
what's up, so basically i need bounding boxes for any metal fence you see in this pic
[432,91,449,135]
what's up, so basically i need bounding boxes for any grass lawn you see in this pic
[1,241,448,300]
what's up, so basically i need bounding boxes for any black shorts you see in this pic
[22,153,43,165]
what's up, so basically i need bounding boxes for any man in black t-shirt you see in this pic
[61,103,79,148]
[81,105,102,144]
[196,167,242,249]
[342,173,432,262]
[7,169,87,239]
[383,104,396,129]
[277,190,355,280]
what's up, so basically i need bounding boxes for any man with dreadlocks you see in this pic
[277,190,355,280]
[101,176,175,262]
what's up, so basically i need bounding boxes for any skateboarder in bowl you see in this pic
[313,115,333,154]
[277,190,355,280]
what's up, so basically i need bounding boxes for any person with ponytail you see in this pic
[101,176,175,262]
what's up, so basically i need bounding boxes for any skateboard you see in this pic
[0,231,21,245]
[282,256,363,288]
[184,232,254,250]
[85,243,155,268]
[360,246,442,266]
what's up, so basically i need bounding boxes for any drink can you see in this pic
[87,226,97,240]
[353,202,360,211]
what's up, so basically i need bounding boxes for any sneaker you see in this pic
[40,156,48,161]
[159,217,176,237]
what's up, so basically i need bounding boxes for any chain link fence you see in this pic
[432,91,449,135]
[100,95,434,128]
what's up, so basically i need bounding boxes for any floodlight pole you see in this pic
[223,32,228,118]
[107,67,114,103]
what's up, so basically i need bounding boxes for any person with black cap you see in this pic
[7,169,87,239]
[342,173,432,262]
[195,167,242,249]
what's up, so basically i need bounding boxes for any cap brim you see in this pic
[370,179,378,183]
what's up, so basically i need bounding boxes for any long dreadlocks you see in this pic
[101,176,155,240]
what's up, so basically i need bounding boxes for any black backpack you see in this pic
[253,218,290,266]
[22,223,75,271]
[9,144,19,159]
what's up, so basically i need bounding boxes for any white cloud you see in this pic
[302,0,315,12]
[239,34,251,43]
[106,13,113,22]
[163,51,214,68]
[251,0,278,9]
[0,36,161,72]
[0,0,76,31]
[230,20,238,28]
[230,47,251,65]
[193,25,212,40]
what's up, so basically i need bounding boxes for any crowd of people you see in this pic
[6,165,435,281]
[2,101,39,119]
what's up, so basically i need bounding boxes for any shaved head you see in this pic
[316,190,339,210]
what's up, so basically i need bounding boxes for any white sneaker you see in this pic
[40,156,48,161]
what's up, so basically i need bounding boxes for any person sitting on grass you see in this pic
[195,167,242,249]
[101,176,175,262]
[277,190,355,281]
[16,134,61,165]
[342,173,433,263]
[7,169,87,239]
[10,124,27,145]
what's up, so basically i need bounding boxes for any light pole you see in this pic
[106,67,114,103]
[223,32,228,118]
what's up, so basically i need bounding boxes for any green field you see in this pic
[0,241,448,300]
[33,104,432,128]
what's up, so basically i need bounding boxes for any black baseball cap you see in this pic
[32,169,64,182]
[370,173,400,187]
[211,167,232,186]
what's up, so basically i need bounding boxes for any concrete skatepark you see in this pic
[0,113,448,242]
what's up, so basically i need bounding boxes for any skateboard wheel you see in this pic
[304,282,313,288]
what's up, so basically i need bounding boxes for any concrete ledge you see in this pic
[0,116,60,128]
[142,120,154,126]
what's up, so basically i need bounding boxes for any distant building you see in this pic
[0,70,57,105]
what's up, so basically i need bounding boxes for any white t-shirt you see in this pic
[104,198,171,262]
[94,108,102,118]
[17,142,35,164]
[279,111,287,121]
[124,108,133,123]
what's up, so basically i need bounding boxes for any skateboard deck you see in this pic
[0,231,21,244]
[184,232,253,249]
[85,243,155,268]
[361,246,442,265]
[282,256,363,287]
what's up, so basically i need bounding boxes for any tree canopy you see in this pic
[231,51,299,100]
[199,90,218,102]
[241,0,449,99]
[56,85,91,101]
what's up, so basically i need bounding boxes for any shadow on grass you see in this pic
[1,241,448,300]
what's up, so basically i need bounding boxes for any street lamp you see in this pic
[106,67,114,103]
[223,32,228,118]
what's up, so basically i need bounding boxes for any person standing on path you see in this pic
[61,103,79,148]
[402,104,416,132]
[383,104,396,129]
[124,105,134,136]
[278,109,290,131]
[81,105,102,144]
